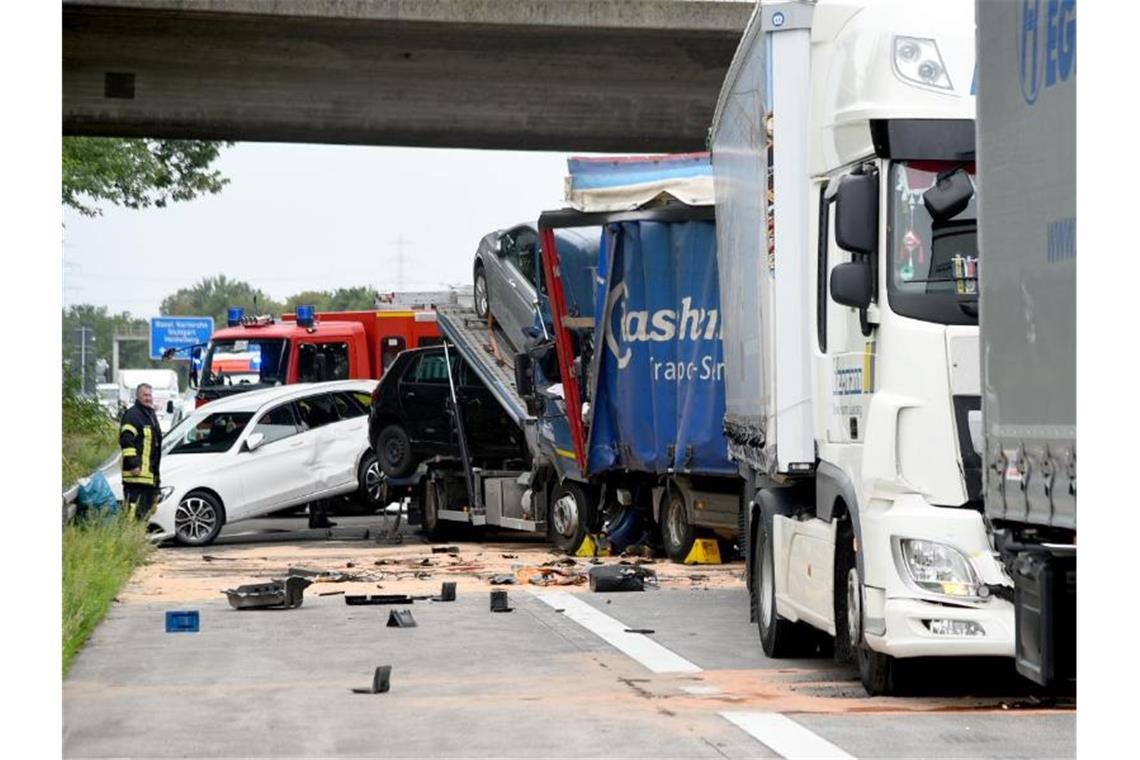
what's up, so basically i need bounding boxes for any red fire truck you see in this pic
[193,306,441,406]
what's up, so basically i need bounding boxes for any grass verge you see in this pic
[62,514,153,674]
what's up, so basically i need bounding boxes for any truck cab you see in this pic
[711,0,1013,695]
[194,306,441,406]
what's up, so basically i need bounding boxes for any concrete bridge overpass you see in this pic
[63,0,753,152]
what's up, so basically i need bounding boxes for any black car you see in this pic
[369,346,525,477]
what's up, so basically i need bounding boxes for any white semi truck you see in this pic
[710,0,1014,695]
[974,0,1076,688]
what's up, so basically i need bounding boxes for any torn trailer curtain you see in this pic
[587,218,734,477]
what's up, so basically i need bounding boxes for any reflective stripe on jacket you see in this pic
[120,402,162,487]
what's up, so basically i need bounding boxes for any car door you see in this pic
[398,350,454,446]
[329,389,371,488]
[293,391,344,494]
[234,401,309,517]
[500,226,541,349]
[456,360,522,457]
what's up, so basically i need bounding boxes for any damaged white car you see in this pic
[109,380,382,546]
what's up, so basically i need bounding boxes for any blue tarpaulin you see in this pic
[586,220,733,476]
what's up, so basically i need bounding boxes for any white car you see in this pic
[109,380,383,546]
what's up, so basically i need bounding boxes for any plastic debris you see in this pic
[490,590,513,613]
[387,609,417,627]
[223,576,312,609]
[352,666,392,694]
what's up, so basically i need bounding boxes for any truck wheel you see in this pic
[846,557,904,695]
[420,478,449,541]
[549,481,590,554]
[660,489,696,563]
[174,490,225,547]
[754,506,798,657]
[377,425,415,478]
[474,265,490,320]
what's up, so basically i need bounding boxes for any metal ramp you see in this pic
[436,306,533,427]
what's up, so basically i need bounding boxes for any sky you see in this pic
[62,143,593,317]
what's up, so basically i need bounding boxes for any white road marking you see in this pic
[720,712,856,760]
[680,685,723,696]
[531,591,855,760]
[530,590,701,673]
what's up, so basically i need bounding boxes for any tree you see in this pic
[283,286,378,313]
[62,137,232,217]
[160,275,283,327]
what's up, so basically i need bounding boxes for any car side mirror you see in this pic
[166,400,175,414]
[835,173,879,256]
[923,167,974,222]
[243,432,265,452]
[830,261,873,310]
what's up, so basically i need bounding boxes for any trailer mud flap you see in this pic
[1013,551,1076,686]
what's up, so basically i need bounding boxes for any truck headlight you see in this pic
[892,36,953,91]
[892,537,981,598]
[158,487,175,504]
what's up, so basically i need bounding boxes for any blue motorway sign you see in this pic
[149,316,215,360]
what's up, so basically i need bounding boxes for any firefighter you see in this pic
[120,382,163,521]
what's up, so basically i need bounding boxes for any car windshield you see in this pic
[167,412,254,454]
[887,161,978,325]
[200,338,289,388]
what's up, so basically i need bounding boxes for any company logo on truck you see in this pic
[1019,0,1076,105]
[605,282,724,373]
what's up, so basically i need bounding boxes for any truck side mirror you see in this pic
[835,173,879,256]
[188,369,199,389]
[830,261,873,310]
[923,167,974,222]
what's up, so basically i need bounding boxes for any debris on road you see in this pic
[517,566,587,587]
[165,610,200,633]
[624,628,655,635]
[317,590,346,597]
[387,609,417,627]
[500,553,518,559]
[542,557,578,568]
[351,665,392,695]
[489,573,517,585]
[620,545,656,560]
[223,576,312,610]
[345,594,415,606]
[490,590,513,612]
[588,565,656,592]
[431,546,460,554]
[433,582,457,602]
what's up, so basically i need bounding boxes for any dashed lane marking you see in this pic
[720,712,856,760]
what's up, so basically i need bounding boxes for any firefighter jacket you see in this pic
[120,402,162,487]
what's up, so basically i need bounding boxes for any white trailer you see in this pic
[711,0,1014,695]
[975,0,1076,687]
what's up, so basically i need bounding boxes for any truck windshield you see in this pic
[200,338,289,389]
[887,161,978,325]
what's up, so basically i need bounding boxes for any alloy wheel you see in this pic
[175,496,218,543]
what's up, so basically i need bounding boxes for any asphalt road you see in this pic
[63,524,1076,759]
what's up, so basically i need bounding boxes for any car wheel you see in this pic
[174,490,225,547]
[754,506,799,657]
[337,451,386,516]
[474,265,490,320]
[549,481,591,554]
[660,488,696,563]
[377,424,415,478]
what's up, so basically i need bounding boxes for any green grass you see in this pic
[62,513,153,674]
[61,422,117,489]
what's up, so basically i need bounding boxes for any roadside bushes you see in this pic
[61,372,117,489]
[62,373,152,674]
[62,513,152,673]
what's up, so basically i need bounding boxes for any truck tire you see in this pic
[474,265,490,320]
[173,490,226,547]
[549,481,590,554]
[420,478,449,541]
[377,425,415,478]
[843,545,905,695]
[753,505,799,658]
[660,488,696,563]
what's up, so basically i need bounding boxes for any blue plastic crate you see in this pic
[165,610,200,633]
